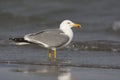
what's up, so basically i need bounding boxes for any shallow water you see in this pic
[0,64,120,80]
[0,0,120,80]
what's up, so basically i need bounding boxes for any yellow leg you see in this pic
[48,49,52,59]
[54,49,57,61]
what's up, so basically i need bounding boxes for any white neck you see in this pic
[60,26,73,45]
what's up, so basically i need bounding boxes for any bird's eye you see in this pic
[67,22,70,24]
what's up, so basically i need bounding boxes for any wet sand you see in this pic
[0,44,120,80]
[0,42,120,80]
[0,63,120,80]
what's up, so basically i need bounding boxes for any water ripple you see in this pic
[0,60,120,70]
[67,40,120,52]
[1,39,120,52]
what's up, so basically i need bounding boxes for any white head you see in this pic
[60,20,81,29]
[59,20,81,47]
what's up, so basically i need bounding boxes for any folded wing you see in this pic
[24,29,69,48]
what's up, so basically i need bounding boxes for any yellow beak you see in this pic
[73,23,81,28]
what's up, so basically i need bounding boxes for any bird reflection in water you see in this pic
[11,61,72,80]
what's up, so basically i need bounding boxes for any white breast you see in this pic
[60,27,73,47]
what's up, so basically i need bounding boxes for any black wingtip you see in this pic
[9,37,28,42]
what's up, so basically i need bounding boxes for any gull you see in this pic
[24,20,81,60]
[11,20,81,60]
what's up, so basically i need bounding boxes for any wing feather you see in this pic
[24,29,69,47]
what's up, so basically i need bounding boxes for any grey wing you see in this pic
[24,29,69,47]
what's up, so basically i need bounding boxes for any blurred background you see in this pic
[0,0,120,80]
[0,0,120,41]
